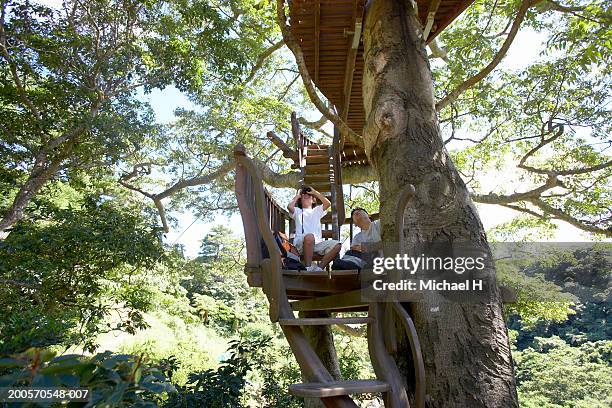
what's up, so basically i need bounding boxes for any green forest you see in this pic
[1,0,610,406]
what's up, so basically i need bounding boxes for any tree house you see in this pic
[234,1,480,406]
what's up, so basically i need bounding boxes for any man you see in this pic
[351,208,383,256]
[287,186,341,272]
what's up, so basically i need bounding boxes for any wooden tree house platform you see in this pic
[234,142,515,406]
[288,0,474,165]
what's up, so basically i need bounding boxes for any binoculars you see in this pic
[300,186,312,195]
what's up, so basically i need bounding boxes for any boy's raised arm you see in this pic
[310,188,331,211]
[288,189,301,215]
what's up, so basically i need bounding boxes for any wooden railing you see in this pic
[291,112,317,179]
[234,144,288,321]
[264,189,292,235]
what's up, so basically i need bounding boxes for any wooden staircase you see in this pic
[234,131,425,406]
[291,112,345,243]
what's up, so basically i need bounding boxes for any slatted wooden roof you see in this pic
[288,0,474,166]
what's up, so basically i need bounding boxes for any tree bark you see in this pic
[362,1,518,407]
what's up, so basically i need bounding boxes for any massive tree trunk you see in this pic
[361,1,518,406]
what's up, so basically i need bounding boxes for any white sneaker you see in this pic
[306,264,323,272]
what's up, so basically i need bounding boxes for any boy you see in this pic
[350,208,383,257]
[287,186,341,272]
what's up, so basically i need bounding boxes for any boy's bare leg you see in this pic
[320,243,341,268]
[302,234,315,266]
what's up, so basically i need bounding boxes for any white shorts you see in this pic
[294,237,340,255]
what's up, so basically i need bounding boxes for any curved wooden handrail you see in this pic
[234,144,358,408]
[367,303,411,408]
[393,183,425,408]
[391,302,425,408]
[395,184,416,256]
[234,144,285,322]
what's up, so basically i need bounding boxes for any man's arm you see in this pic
[287,190,301,215]
[361,241,383,253]
[361,220,382,252]
[350,232,363,251]
[310,188,331,211]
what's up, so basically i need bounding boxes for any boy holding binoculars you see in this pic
[287,186,341,272]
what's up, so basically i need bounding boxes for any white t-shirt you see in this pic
[352,219,382,246]
[292,206,326,244]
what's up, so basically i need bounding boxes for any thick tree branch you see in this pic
[120,161,234,232]
[298,114,333,138]
[252,158,300,188]
[555,160,612,175]
[298,115,334,139]
[428,39,449,63]
[266,131,298,162]
[527,197,612,237]
[499,203,548,219]
[471,175,611,237]
[275,0,362,146]
[471,174,564,205]
[299,114,328,129]
[155,161,234,201]
[436,0,535,111]
[243,39,284,85]
[118,155,378,233]
[539,0,586,13]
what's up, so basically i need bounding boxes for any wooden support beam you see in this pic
[247,272,361,293]
[340,0,365,122]
[314,0,320,82]
[289,380,390,398]
[279,317,372,326]
[423,0,443,41]
[291,111,301,146]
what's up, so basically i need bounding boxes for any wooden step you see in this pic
[304,163,331,173]
[290,289,368,312]
[247,270,362,293]
[304,174,331,183]
[310,184,330,192]
[306,148,330,157]
[305,155,330,164]
[289,380,390,397]
[279,317,373,326]
[304,143,327,149]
